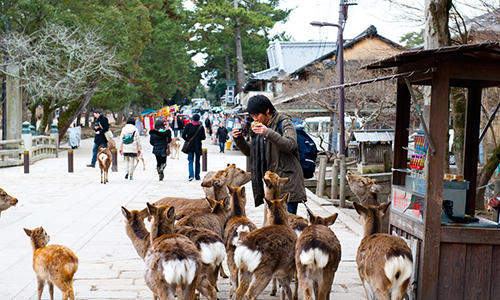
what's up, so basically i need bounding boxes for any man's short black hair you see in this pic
[247,95,276,115]
[93,109,101,114]
[192,114,200,122]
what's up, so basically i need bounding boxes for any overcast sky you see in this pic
[269,0,425,45]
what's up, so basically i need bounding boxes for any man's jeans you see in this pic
[187,151,201,180]
[91,142,108,165]
[219,142,225,152]
[173,128,178,137]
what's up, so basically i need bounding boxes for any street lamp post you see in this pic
[310,21,345,156]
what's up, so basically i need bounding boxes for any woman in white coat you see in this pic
[118,117,142,180]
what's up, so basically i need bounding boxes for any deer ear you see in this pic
[146,202,157,216]
[205,197,216,208]
[306,208,316,224]
[222,196,229,209]
[264,197,273,209]
[240,186,246,197]
[353,201,368,216]
[326,213,338,226]
[121,206,131,219]
[264,178,271,187]
[166,206,176,220]
[281,193,290,204]
[24,228,32,236]
[379,202,391,215]
[227,185,234,193]
[279,177,291,186]
[139,208,150,220]
[201,179,213,187]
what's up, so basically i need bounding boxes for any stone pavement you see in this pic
[0,133,366,299]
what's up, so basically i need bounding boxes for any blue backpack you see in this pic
[278,120,318,179]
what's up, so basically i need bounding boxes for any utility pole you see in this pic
[234,0,245,95]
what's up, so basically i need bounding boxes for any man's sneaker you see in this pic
[86,164,95,168]
[125,173,129,179]
[188,178,194,181]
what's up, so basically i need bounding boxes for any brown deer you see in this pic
[234,194,297,300]
[176,197,231,240]
[121,206,223,300]
[24,227,79,300]
[154,164,250,219]
[263,171,308,297]
[353,202,413,300]
[224,185,258,300]
[0,187,18,217]
[346,171,389,233]
[295,209,341,300]
[144,203,201,300]
[169,137,182,160]
[97,147,112,184]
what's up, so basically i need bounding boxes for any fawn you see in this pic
[0,187,18,217]
[354,201,413,300]
[224,185,258,300]
[24,227,79,300]
[346,171,389,233]
[144,203,201,300]
[234,193,297,300]
[295,209,341,300]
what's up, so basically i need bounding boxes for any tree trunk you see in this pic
[224,46,232,82]
[424,0,452,49]
[38,101,54,135]
[84,110,90,128]
[476,144,500,210]
[76,113,81,126]
[451,88,466,174]
[57,82,99,142]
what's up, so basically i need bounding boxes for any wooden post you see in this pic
[316,155,328,197]
[68,150,74,173]
[111,149,118,172]
[331,158,340,199]
[494,174,500,222]
[24,151,29,174]
[339,155,346,208]
[202,148,207,172]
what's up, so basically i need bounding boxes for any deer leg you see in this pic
[219,265,228,278]
[277,276,293,300]
[245,269,273,300]
[178,282,198,300]
[317,270,334,300]
[270,278,277,296]
[48,281,55,300]
[235,270,251,300]
[293,272,299,300]
[36,278,45,300]
[196,275,217,300]
[297,272,313,300]
[228,256,239,300]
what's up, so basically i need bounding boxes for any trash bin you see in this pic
[67,126,81,149]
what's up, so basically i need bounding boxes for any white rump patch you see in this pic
[384,255,412,295]
[299,248,329,269]
[199,242,226,267]
[295,229,303,238]
[232,225,251,246]
[234,245,262,273]
[98,153,109,162]
[162,258,197,284]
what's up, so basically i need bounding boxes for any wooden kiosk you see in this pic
[366,42,500,300]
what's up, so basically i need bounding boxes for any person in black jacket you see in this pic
[149,119,172,181]
[87,110,109,168]
[170,115,184,137]
[182,114,206,181]
[215,122,229,153]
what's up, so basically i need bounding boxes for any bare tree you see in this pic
[0,23,121,139]
[276,62,397,158]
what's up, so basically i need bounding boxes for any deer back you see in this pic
[354,202,413,300]
[97,148,112,170]
[153,197,215,220]
[121,206,151,260]
[176,197,230,239]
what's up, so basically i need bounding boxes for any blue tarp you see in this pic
[140,108,157,115]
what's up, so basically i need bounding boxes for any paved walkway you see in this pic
[0,133,365,299]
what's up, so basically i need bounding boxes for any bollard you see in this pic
[331,158,340,200]
[202,148,207,172]
[68,150,74,173]
[316,155,328,197]
[111,149,118,172]
[339,155,347,208]
[24,151,29,174]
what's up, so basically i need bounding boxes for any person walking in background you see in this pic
[182,114,205,181]
[149,119,172,181]
[87,110,109,168]
[170,115,183,138]
[232,95,306,214]
[216,122,229,153]
[205,116,212,138]
[118,117,142,180]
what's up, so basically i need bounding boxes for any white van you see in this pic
[302,116,362,151]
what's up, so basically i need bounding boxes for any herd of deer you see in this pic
[0,163,414,300]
